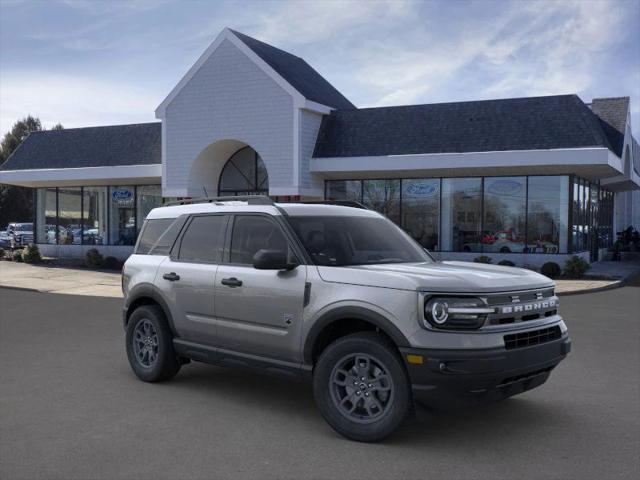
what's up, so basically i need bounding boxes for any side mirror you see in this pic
[252,249,297,270]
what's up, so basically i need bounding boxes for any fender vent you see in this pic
[504,326,561,350]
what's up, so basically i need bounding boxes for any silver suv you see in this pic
[122,196,570,442]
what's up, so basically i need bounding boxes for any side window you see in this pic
[177,215,227,263]
[136,218,174,254]
[229,215,289,265]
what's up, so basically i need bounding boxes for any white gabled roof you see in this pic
[155,28,346,118]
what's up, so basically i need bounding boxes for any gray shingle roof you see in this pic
[313,94,617,158]
[0,122,161,171]
[230,29,355,111]
[590,97,629,157]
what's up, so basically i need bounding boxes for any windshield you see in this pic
[288,215,432,266]
[13,224,32,231]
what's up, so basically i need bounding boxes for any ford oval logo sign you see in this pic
[487,179,523,195]
[112,189,133,200]
[405,182,438,198]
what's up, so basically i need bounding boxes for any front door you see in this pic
[214,214,307,362]
[157,214,228,345]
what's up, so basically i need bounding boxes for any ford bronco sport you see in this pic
[122,196,570,442]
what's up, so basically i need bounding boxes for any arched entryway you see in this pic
[218,146,269,196]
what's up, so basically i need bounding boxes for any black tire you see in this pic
[126,305,181,382]
[313,332,411,442]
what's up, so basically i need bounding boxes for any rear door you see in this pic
[214,214,307,362]
[157,214,228,345]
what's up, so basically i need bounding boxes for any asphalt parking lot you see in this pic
[1,284,638,480]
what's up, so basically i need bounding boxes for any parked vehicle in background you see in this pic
[122,196,571,442]
[0,230,11,248]
[3,223,34,249]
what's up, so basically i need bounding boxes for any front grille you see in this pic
[485,288,558,326]
[486,288,554,306]
[504,326,561,350]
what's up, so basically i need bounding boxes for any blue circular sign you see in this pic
[488,179,522,195]
[112,188,133,200]
[405,182,439,198]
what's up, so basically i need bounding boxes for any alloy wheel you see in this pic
[329,353,394,424]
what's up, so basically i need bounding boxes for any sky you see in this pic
[1,0,639,135]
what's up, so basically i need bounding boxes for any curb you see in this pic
[556,279,624,297]
[0,284,41,293]
[0,284,123,298]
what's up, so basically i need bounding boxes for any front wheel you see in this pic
[313,332,411,442]
[126,305,181,382]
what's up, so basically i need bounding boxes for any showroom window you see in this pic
[34,185,169,247]
[109,186,136,246]
[326,175,580,254]
[362,180,401,224]
[325,180,362,203]
[401,178,440,250]
[483,177,526,254]
[82,187,107,245]
[441,178,482,252]
[35,188,58,244]
[57,187,82,245]
[527,176,569,254]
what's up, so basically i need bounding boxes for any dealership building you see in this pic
[1,28,638,265]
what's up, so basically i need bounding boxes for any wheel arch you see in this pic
[124,284,177,336]
[303,306,410,365]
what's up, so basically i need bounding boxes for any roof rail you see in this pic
[301,200,368,209]
[164,195,275,207]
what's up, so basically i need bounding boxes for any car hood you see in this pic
[316,261,554,293]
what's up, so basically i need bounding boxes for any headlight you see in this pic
[424,297,495,330]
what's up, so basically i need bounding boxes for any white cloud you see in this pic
[0,72,158,132]
[333,0,627,108]
[250,0,411,46]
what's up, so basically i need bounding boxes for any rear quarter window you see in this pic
[135,218,183,255]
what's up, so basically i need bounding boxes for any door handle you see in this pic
[162,272,180,281]
[221,277,243,287]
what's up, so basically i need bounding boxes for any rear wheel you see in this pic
[313,332,410,442]
[126,305,180,382]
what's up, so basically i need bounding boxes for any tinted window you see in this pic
[136,218,174,254]
[288,215,429,266]
[229,216,288,264]
[178,215,226,263]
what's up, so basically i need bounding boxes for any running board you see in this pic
[173,338,312,382]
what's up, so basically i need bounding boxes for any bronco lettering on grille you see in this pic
[500,299,556,314]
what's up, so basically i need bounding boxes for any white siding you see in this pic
[163,39,294,196]
[298,109,324,195]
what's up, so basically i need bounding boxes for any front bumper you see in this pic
[400,334,571,407]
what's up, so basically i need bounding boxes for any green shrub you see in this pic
[540,261,561,279]
[102,256,120,270]
[12,250,23,262]
[473,255,492,264]
[85,248,104,268]
[564,256,590,278]
[497,259,516,267]
[0,248,5,260]
[21,244,42,263]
